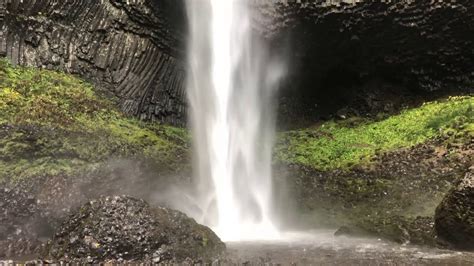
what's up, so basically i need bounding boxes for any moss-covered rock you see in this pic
[276,96,473,246]
[0,59,191,258]
[0,58,189,182]
[276,96,473,171]
[435,170,474,250]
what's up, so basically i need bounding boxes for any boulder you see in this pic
[435,170,474,250]
[42,195,225,263]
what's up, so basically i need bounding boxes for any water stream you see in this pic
[186,0,284,241]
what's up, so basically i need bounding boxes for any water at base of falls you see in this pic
[186,0,284,241]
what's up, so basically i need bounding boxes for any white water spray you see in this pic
[186,0,284,241]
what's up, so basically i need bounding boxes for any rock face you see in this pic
[1,0,473,126]
[43,195,225,263]
[276,132,473,246]
[261,1,474,125]
[435,170,474,250]
[0,0,186,125]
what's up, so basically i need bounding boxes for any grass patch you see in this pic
[0,58,189,181]
[275,96,473,170]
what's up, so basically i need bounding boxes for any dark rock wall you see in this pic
[0,0,187,125]
[1,0,473,126]
[259,0,474,126]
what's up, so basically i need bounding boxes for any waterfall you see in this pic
[186,0,284,241]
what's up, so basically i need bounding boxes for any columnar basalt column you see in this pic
[1,0,187,125]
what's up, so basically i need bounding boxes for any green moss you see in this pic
[0,58,188,182]
[276,96,474,170]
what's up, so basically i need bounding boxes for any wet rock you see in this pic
[435,170,474,250]
[367,216,436,246]
[42,195,225,263]
[334,226,366,237]
[334,226,351,236]
[0,185,45,258]
[282,135,472,247]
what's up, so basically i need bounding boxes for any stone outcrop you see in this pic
[1,0,473,125]
[43,195,225,263]
[257,0,474,125]
[0,0,186,125]
[275,133,473,246]
[435,169,474,250]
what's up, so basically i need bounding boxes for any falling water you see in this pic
[186,0,284,241]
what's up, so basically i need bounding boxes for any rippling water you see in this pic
[223,230,474,265]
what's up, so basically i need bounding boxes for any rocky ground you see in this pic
[275,97,473,248]
[1,196,225,264]
[0,185,44,258]
[4,231,474,265]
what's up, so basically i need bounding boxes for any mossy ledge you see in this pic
[275,94,473,245]
[276,96,473,171]
[0,59,189,183]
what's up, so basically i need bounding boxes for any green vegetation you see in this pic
[276,96,473,170]
[0,59,189,181]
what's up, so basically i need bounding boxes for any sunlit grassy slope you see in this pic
[0,59,188,181]
[276,96,473,170]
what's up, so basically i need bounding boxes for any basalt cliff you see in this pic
[1,0,472,126]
